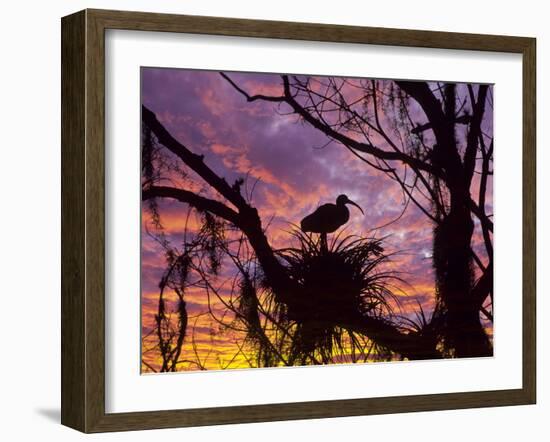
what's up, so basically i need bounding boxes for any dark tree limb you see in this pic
[348,316,442,360]
[464,84,489,185]
[143,105,292,306]
[395,81,447,140]
[395,81,463,187]
[411,114,471,134]
[222,73,443,178]
[221,72,286,103]
[469,198,494,232]
[142,105,249,211]
[143,186,241,225]
[478,137,494,264]
[472,262,493,311]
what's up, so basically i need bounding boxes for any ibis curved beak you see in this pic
[346,199,364,215]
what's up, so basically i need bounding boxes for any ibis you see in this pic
[300,194,364,250]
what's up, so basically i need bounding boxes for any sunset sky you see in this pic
[140,68,493,372]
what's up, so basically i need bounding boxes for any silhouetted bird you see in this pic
[301,195,364,250]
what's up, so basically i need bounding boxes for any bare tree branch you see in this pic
[143,186,241,225]
[464,84,489,185]
[222,73,444,178]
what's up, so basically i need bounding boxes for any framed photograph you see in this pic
[61,9,536,433]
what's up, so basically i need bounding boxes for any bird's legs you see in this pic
[320,232,328,253]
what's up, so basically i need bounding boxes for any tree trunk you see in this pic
[399,82,492,359]
[433,188,492,358]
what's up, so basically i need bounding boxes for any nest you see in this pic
[275,231,398,362]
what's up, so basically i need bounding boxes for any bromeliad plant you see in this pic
[273,231,401,365]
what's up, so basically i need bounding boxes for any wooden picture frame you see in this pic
[61,8,536,433]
